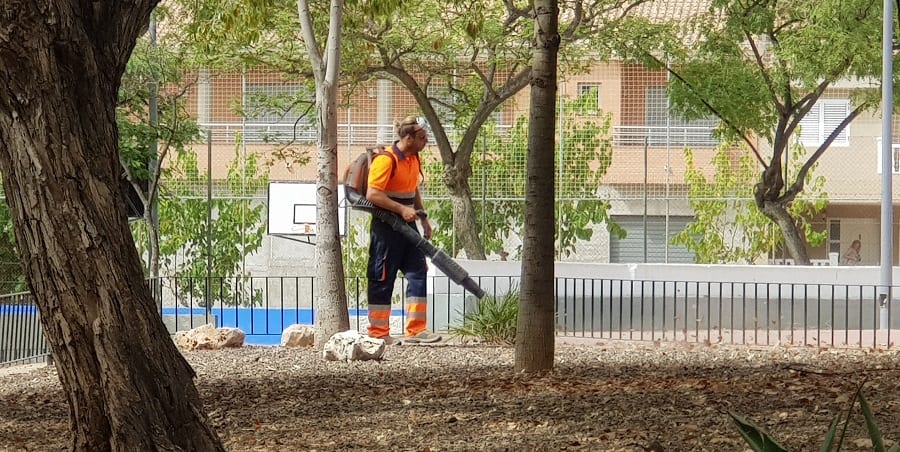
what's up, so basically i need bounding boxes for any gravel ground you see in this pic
[2,340,900,451]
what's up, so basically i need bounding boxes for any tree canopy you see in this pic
[651,0,896,264]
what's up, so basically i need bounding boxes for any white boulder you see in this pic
[173,323,246,351]
[322,330,386,362]
[281,324,315,348]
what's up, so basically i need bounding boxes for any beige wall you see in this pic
[814,111,900,201]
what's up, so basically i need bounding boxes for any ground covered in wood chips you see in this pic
[2,340,900,451]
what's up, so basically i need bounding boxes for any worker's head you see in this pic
[396,116,429,153]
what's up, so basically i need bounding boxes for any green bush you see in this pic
[731,384,899,452]
[449,287,519,345]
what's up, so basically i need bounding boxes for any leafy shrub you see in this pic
[449,288,519,345]
[731,384,899,452]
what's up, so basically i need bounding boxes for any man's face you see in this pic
[409,126,429,152]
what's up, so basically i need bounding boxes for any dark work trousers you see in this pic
[367,217,427,306]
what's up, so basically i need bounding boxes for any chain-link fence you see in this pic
[150,64,898,275]
[3,63,896,285]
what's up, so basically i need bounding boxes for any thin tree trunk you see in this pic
[755,159,811,265]
[313,88,351,345]
[446,173,486,259]
[0,2,223,450]
[760,201,810,265]
[515,0,559,373]
[298,0,350,345]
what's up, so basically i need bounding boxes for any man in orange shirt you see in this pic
[365,116,440,344]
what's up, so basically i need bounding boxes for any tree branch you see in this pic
[781,105,864,203]
[644,52,766,167]
[296,0,324,85]
[745,32,784,115]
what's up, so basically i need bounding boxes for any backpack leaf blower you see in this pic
[346,190,486,299]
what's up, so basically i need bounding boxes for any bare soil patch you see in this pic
[2,340,899,451]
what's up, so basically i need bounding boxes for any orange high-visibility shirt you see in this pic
[367,144,420,203]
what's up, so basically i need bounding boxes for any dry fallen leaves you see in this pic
[1,342,899,451]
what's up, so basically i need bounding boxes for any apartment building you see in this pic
[179,48,896,268]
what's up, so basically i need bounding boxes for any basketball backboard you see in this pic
[267,182,346,237]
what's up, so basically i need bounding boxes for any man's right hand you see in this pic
[399,206,418,222]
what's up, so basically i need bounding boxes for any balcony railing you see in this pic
[612,125,719,147]
[199,123,720,148]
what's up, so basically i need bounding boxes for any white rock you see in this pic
[281,324,315,348]
[322,330,385,362]
[217,327,246,348]
[173,323,245,351]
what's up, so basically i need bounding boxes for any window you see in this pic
[798,99,850,147]
[828,221,841,254]
[577,82,601,112]
[243,83,315,142]
[244,83,313,124]
[641,87,719,147]
[875,138,900,174]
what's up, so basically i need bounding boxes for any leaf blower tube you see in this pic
[346,190,486,299]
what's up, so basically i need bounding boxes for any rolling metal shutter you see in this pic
[609,216,695,263]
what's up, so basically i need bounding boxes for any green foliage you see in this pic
[731,385,900,452]
[176,0,305,68]
[730,412,789,452]
[116,8,199,185]
[673,142,827,264]
[118,15,201,187]
[425,92,623,259]
[158,148,268,307]
[342,215,370,306]
[0,191,24,294]
[449,287,519,345]
[119,11,304,308]
[119,11,205,283]
[658,0,883,262]
[668,0,885,142]
[342,216,369,278]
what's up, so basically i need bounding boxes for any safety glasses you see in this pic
[416,116,431,133]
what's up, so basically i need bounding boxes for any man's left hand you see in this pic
[422,219,433,240]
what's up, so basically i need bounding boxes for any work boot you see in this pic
[403,331,442,344]
[377,335,400,346]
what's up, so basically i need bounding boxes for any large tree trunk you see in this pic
[515,0,559,373]
[0,2,223,450]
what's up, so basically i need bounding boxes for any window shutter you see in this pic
[822,100,850,146]
[798,104,820,146]
[894,145,900,174]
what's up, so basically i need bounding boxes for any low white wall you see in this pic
[433,260,900,301]
[429,260,900,331]
[443,260,889,285]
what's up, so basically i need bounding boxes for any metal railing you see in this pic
[199,122,720,148]
[553,278,895,349]
[612,125,719,147]
[0,292,49,367]
[2,275,897,366]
